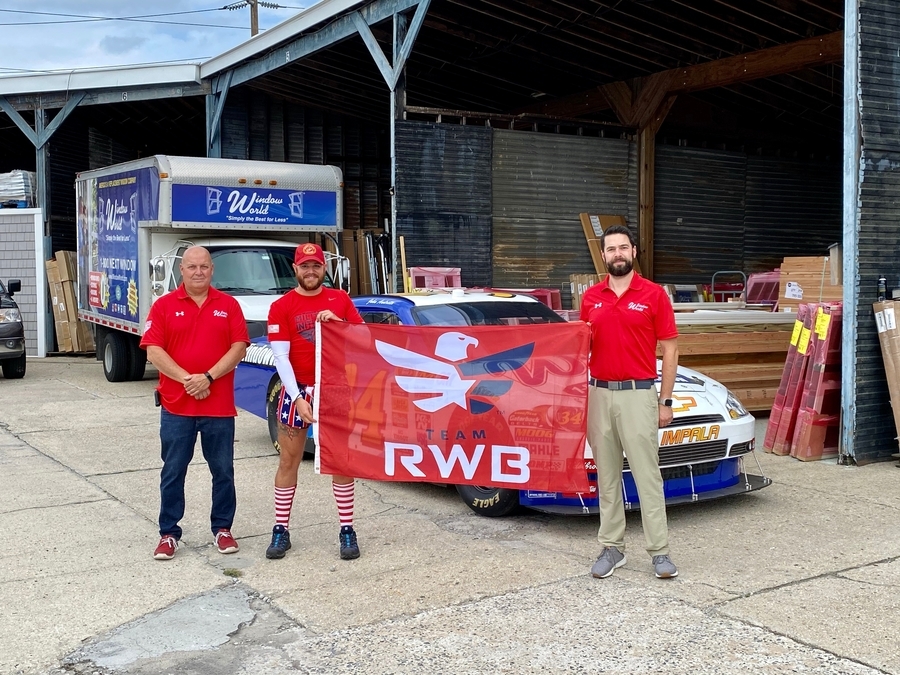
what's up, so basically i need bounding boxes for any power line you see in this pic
[0,8,222,20]
[0,18,247,28]
[0,4,305,29]
[0,16,248,29]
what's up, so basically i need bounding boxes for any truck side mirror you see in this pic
[7,279,21,295]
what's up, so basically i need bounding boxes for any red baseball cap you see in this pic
[294,242,325,265]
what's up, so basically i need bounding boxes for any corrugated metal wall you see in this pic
[654,145,746,284]
[88,127,137,170]
[395,121,493,288]
[48,117,88,253]
[654,145,841,285]
[744,156,842,272]
[492,129,638,305]
[222,88,390,230]
[852,0,900,463]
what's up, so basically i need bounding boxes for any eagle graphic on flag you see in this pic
[315,321,591,493]
[374,332,534,414]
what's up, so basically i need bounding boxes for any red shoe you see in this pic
[153,535,179,560]
[215,529,239,554]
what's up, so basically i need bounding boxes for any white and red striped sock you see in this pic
[332,481,355,528]
[274,485,296,528]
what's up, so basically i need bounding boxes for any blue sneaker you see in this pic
[266,525,291,559]
[339,525,360,560]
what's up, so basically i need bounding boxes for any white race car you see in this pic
[234,289,770,516]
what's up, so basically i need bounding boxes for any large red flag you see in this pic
[314,320,591,493]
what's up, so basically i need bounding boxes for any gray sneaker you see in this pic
[652,554,678,578]
[591,546,626,578]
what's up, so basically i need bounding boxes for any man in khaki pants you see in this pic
[578,225,679,579]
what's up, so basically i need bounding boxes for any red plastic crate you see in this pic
[409,266,462,289]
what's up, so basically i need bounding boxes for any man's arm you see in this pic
[657,337,678,428]
[146,345,190,382]
[183,341,248,396]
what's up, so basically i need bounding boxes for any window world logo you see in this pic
[375,331,535,414]
[206,187,222,215]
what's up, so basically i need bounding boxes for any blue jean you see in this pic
[158,409,236,539]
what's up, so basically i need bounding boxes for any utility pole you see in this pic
[250,0,259,36]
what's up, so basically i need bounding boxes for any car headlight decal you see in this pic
[725,389,750,420]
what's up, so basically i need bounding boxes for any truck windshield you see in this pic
[207,247,295,295]
[171,245,336,293]
[411,301,565,326]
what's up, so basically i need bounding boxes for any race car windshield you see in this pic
[411,301,565,326]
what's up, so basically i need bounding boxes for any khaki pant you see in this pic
[587,386,669,556]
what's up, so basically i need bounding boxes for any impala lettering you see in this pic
[660,425,721,446]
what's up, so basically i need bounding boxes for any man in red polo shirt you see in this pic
[264,242,364,561]
[140,246,249,560]
[579,225,679,580]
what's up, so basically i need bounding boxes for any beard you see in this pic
[607,258,634,277]
[298,274,324,291]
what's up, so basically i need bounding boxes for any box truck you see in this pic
[75,155,345,382]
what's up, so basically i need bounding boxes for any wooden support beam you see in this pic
[516,31,843,122]
[599,80,632,125]
[670,31,843,94]
[637,94,676,281]
[638,125,656,280]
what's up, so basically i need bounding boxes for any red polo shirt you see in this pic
[267,287,363,386]
[579,273,677,381]
[140,285,249,416]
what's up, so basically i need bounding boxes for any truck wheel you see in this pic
[455,485,520,517]
[266,378,283,454]
[102,332,130,382]
[1,351,26,379]
[128,338,147,381]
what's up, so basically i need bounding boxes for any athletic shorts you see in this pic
[277,385,315,429]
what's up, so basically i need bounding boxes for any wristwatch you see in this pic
[204,371,215,385]
[660,398,673,407]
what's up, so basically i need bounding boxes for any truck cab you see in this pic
[152,237,342,339]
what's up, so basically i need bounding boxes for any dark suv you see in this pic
[0,278,26,379]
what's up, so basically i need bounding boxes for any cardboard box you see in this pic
[874,300,900,446]
[54,320,73,352]
[55,250,77,283]
[777,256,842,313]
[46,258,61,286]
[73,320,95,352]
[569,273,605,311]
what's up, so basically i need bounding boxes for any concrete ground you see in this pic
[1,356,899,674]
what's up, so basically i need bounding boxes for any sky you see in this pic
[0,1,313,74]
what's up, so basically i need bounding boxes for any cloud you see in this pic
[0,1,307,73]
[99,35,148,56]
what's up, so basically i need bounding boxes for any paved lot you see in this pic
[2,357,900,674]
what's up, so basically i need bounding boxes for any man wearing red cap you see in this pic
[265,242,365,560]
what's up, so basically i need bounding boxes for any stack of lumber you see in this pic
[762,302,842,460]
[777,256,842,313]
[662,309,795,412]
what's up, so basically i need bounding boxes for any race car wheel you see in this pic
[455,485,520,517]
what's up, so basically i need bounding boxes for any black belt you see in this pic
[589,378,655,390]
